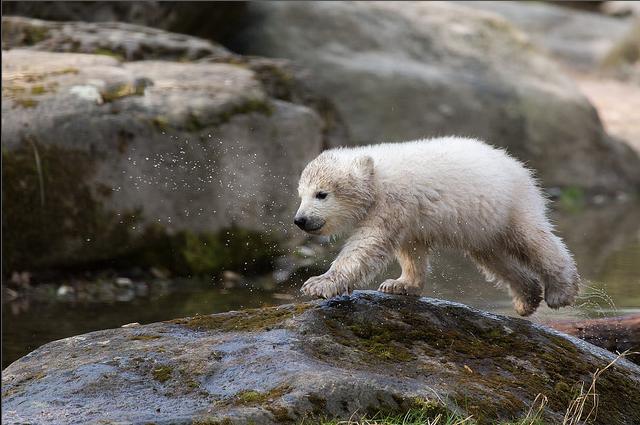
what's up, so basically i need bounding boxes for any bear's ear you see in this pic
[353,155,374,179]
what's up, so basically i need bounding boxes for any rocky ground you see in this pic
[3,291,639,425]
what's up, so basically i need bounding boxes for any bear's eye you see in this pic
[315,191,328,200]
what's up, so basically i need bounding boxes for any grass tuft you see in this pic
[561,350,634,425]
[317,407,473,425]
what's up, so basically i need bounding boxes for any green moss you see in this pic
[223,98,273,120]
[28,82,58,96]
[343,322,414,362]
[135,225,283,276]
[30,85,46,95]
[307,393,328,415]
[185,113,205,132]
[3,84,27,97]
[2,145,285,276]
[304,296,640,424]
[93,48,125,61]
[408,398,454,418]
[171,304,311,333]
[236,390,264,404]
[316,401,469,425]
[170,98,273,132]
[233,385,290,406]
[21,25,49,45]
[250,62,296,102]
[8,68,79,86]
[129,335,162,341]
[559,186,585,213]
[193,418,233,425]
[1,139,139,272]
[267,405,292,422]
[101,82,146,103]
[14,97,39,108]
[56,67,80,76]
[151,365,173,383]
[151,115,169,132]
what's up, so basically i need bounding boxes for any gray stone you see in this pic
[3,291,639,424]
[457,1,634,71]
[2,16,231,61]
[1,48,327,271]
[230,1,640,192]
[1,1,248,44]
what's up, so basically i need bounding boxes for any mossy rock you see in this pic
[3,292,639,424]
[2,48,328,277]
[1,139,282,276]
[1,138,135,271]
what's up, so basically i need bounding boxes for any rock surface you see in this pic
[1,42,336,273]
[231,1,640,192]
[458,1,634,71]
[1,16,230,61]
[3,291,640,425]
[2,1,248,44]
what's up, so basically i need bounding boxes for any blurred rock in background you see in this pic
[2,1,639,278]
[2,16,346,275]
[229,2,640,193]
[1,1,248,44]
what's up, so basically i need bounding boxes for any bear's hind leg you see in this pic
[507,214,580,309]
[378,243,429,296]
[471,251,543,316]
[511,230,579,310]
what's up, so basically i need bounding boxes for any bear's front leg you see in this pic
[301,272,349,298]
[301,222,398,298]
[378,242,430,296]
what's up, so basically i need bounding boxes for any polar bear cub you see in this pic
[294,137,579,316]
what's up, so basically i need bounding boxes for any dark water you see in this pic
[3,200,640,369]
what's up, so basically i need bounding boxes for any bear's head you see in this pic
[295,152,375,236]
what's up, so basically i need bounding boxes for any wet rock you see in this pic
[3,291,639,424]
[231,1,640,192]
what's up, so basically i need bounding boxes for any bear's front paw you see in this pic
[301,274,348,299]
[378,279,421,296]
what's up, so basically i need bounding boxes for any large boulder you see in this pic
[229,1,640,193]
[3,291,639,424]
[457,1,635,71]
[1,1,248,45]
[1,19,347,274]
[1,16,230,61]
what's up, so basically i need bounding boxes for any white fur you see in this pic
[296,137,579,316]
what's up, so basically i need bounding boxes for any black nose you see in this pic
[294,216,307,229]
